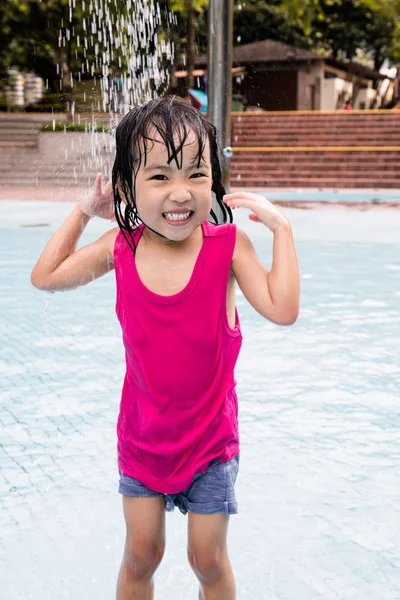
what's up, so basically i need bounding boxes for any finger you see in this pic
[224,192,266,201]
[95,173,102,192]
[224,197,259,211]
[103,180,113,194]
[249,213,263,222]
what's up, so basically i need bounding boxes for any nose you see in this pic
[168,184,191,203]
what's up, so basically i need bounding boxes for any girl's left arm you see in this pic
[223,192,300,326]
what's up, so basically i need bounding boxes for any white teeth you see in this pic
[164,211,191,222]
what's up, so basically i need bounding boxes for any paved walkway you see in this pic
[0,185,89,203]
[1,201,400,599]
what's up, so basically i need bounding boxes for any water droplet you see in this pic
[44,292,53,331]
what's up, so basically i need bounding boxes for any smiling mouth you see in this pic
[162,210,194,223]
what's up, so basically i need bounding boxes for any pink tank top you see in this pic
[113,220,242,494]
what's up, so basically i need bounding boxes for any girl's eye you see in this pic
[151,174,168,181]
[190,172,206,179]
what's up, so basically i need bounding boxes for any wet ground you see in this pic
[1,201,399,599]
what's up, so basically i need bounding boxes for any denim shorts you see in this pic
[118,455,239,515]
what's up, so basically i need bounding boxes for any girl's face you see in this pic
[135,129,213,244]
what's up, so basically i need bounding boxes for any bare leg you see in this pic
[187,512,236,600]
[116,496,166,600]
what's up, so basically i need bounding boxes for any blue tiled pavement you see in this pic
[1,201,400,599]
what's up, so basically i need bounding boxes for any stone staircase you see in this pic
[230,111,400,188]
[0,114,41,146]
[0,111,399,190]
[0,114,114,189]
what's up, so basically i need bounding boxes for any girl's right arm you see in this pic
[31,174,118,292]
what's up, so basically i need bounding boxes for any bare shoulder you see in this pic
[102,225,120,245]
[99,226,120,262]
[231,225,269,294]
[232,226,257,262]
[230,226,273,319]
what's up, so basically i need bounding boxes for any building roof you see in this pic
[233,39,321,63]
[197,39,321,65]
[325,57,386,81]
[196,39,386,81]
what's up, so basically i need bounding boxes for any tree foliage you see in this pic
[169,0,400,69]
[0,0,94,93]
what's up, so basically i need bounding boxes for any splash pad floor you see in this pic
[1,199,400,599]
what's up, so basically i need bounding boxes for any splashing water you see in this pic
[62,0,174,115]
[43,292,55,335]
[55,0,175,184]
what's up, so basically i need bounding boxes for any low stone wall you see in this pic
[0,131,115,187]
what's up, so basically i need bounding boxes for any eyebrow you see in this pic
[143,160,208,173]
[143,165,170,173]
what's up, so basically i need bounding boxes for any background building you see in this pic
[192,39,393,111]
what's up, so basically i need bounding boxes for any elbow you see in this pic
[272,303,299,326]
[279,312,298,326]
[31,269,50,291]
[30,269,40,289]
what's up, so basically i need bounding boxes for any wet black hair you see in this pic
[112,95,232,253]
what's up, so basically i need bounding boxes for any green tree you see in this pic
[2,0,399,109]
[360,0,400,65]
[169,0,208,92]
[0,0,89,109]
[232,0,312,49]
[232,0,399,70]
[1,0,172,111]
[308,0,394,70]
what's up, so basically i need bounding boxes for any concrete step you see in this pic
[231,158,400,166]
[233,169,399,178]
[232,114,400,123]
[233,130,400,137]
[231,166,400,175]
[232,139,400,146]
[231,170,399,180]
[233,128,400,136]
[0,134,39,142]
[232,128,400,139]
[233,118,400,125]
[233,178,400,188]
[231,151,400,160]
[233,123,399,130]
[0,177,95,186]
[230,154,400,163]
[0,124,39,130]
[1,111,399,189]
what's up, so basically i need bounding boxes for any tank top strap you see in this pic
[219,223,237,323]
[202,221,236,275]
[202,220,237,323]
[114,225,143,261]
[114,225,143,315]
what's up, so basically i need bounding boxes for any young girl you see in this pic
[31,96,300,600]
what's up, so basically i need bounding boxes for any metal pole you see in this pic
[207,0,233,192]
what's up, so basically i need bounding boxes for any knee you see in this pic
[125,538,165,582]
[187,544,227,584]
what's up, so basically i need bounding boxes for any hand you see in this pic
[79,173,115,220]
[223,192,288,232]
